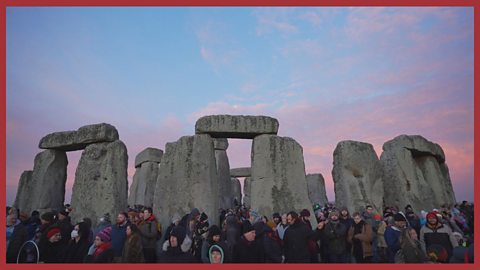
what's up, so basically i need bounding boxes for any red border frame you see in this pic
[1,1,478,270]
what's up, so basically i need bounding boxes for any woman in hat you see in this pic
[38,226,65,263]
[84,226,114,263]
[121,224,144,263]
[209,244,225,264]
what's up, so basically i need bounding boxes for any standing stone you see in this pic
[332,141,383,214]
[214,139,232,210]
[153,134,219,231]
[230,167,251,178]
[195,115,279,139]
[306,173,329,207]
[70,140,128,227]
[243,177,251,208]
[231,177,242,207]
[251,135,316,228]
[129,148,163,207]
[13,170,34,213]
[381,135,456,212]
[39,123,119,151]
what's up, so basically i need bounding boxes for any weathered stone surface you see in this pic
[332,141,384,214]
[134,147,163,168]
[153,134,219,231]
[13,170,33,212]
[214,138,229,150]
[381,135,456,212]
[216,148,232,209]
[243,177,251,208]
[70,140,128,226]
[231,177,242,207]
[128,162,160,207]
[16,150,68,214]
[251,135,316,228]
[306,173,329,207]
[195,115,279,139]
[230,167,251,178]
[39,123,119,151]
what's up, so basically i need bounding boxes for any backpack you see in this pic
[394,249,405,263]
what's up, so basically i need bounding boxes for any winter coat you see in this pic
[62,238,91,263]
[84,243,114,263]
[157,242,197,263]
[384,226,402,262]
[348,221,373,259]
[276,223,289,240]
[264,230,283,263]
[55,218,73,245]
[201,239,229,263]
[283,220,320,263]
[376,221,388,248]
[420,223,458,260]
[6,223,29,263]
[224,215,240,259]
[401,240,428,263]
[111,223,128,257]
[38,239,66,263]
[232,236,265,263]
[138,216,159,249]
[121,233,145,263]
[318,220,347,256]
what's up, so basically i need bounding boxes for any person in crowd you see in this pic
[264,220,283,263]
[339,207,354,262]
[138,207,159,263]
[385,213,408,262]
[223,214,241,259]
[300,209,319,262]
[192,212,209,259]
[35,212,56,243]
[399,227,428,263]
[272,213,281,226]
[232,220,265,263]
[405,205,421,234]
[348,212,373,263]
[157,225,197,263]
[284,211,322,263]
[276,213,289,240]
[82,217,94,244]
[420,211,458,262]
[201,225,229,263]
[38,226,65,263]
[6,211,29,263]
[376,213,391,263]
[317,210,348,263]
[63,221,92,263]
[121,223,144,263]
[23,210,41,240]
[111,212,129,262]
[56,209,73,245]
[94,213,112,236]
[209,244,225,264]
[84,226,114,263]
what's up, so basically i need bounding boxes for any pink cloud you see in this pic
[253,8,298,36]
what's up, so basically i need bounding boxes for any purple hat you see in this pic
[96,226,112,242]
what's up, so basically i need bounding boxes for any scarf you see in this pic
[93,242,112,258]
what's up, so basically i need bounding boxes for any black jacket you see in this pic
[62,238,91,263]
[6,223,29,263]
[232,236,265,263]
[283,220,320,263]
[157,247,198,263]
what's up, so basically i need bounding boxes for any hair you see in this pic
[144,207,153,214]
[127,223,140,234]
[352,212,361,218]
[76,221,90,240]
[400,227,417,249]
[287,211,298,220]
[118,212,128,219]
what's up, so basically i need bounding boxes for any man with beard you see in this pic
[348,212,373,263]
[317,210,348,263]
[420,211,458,262]
[110,212,130,262]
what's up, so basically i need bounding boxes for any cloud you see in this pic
[253,8,298,36]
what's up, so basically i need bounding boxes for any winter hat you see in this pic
[190,208,200,218]
[426,212,438,220]
[300,209,311,217]
[373,214,382,221]
[266,220,277,230]
[394,213,407,222]
[200,212,208,222]
[249,210,260,221]
[97,226,112,242]
[241,220,255,235]
[47,227,61,239]
[329,210,339,217]
[171,213,181,224]
[170,225,187,245]
[41,212,55,223]
[272,213,281,219]
[209,244,224,263]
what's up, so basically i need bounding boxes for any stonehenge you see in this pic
[13,117,458,229]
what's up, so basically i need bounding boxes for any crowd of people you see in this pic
[6,200,474,264]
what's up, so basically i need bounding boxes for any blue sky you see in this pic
[6,7,474,206]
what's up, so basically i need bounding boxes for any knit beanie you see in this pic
[241,220,255,235]
[394,213,407,222]
[47,227,61,239]
[97,226,112,242]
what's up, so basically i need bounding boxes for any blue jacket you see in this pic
[384,226,402,262]
[111,223,128,257]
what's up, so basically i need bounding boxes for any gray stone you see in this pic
[251,135,316,228]
[216,148,232,209]
[128,162,160,207]
[153,134,219,231]
[16,150,68,214]
[243,177,251,208]
[39,123,119,151]
[134,147,163,168]
[381,135,456,212]
[214,138,229,150]
[332,141,384,214]
[13,170,33,213]
[231,177,242,207]
[195,115,279,139]
[306,173,329,207]
[70,140,128,226]
[230,167,251,178]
